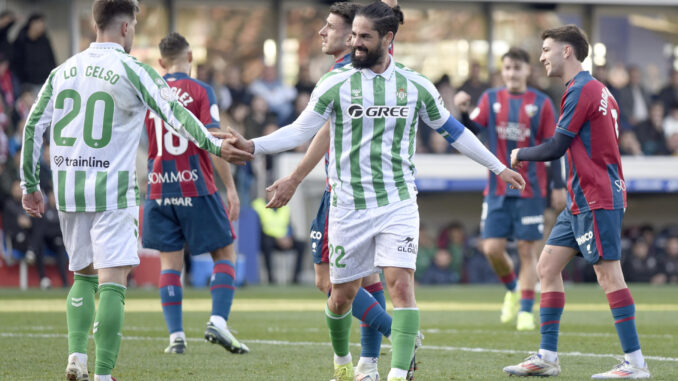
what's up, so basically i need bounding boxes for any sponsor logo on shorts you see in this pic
[148,169,199,184]
[397,236,418,254]
[521,215,544,225]
[576,231,594,246]
[310,230,322,252]
[155,197,193,207]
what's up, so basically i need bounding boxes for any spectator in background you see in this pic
[459,61,489,105]
[0,10,16,60]
[622,237,662,284]
[211,69,232,111]
[243,95,276,140]
[593,64,611,88]
[635,102,670,155]
[252,193,306,284]
[249,65,296,124]
[282,91,311,127]
[618,66,651,128]
[657,69,678,115]
[12,86,35,138]
[225,65,251,106]
[420,249,458,285]
[295,65,315,94]
[435,222,466,282]
[32,189,70,288]
[415,224,437,282]
[658,233,678,284]
[0,53,20,110]
[11,13,56,93]
[196,63,211,84]
[663,103,678,150]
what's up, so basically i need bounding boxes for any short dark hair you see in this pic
[355,1,404,38]
[502,47,530,64]
[328,2,361,28]
[159,32,189,60]
[541,24,589,62]
[92,0,139,31]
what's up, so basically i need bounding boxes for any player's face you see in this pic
[122,15,137,53]
[540,37,564,78]
[351,16,388,69]
[501,57,529,93]
[319,13,351,56]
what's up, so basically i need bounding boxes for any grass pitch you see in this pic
[1,284,677,380]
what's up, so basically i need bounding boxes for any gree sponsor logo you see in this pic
[347,104,409,119]
[54,155,110,168]
[148,169,199,184]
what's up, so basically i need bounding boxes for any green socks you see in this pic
[391,308,420,371]
[67,274,98,354]
[325,303,352,357]
[93,283,126,376]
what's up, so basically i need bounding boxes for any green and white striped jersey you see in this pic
[20,42,223,212]
[311,58,451,210]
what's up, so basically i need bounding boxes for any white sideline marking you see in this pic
[2,331,677,363]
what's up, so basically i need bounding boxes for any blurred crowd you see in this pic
[416,221,678,286]
[0,9,677,288]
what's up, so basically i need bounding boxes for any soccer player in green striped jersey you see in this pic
[19,1,251,380]
[223,3,524,381]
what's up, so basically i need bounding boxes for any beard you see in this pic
[351,45,383,69]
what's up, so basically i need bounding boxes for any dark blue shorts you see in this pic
[310,190,330,265]
[142,193,235,254]
[481,196,545,241]
[546,208,624,264]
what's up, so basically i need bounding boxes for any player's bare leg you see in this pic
[315,262,331,295]
[158,250,186,354]
[383,267,418,381]
[516,240,538,330]
[204,244,248,354]
[483,238,519,323]
[66,264,97,381]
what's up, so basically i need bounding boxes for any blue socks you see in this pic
[607,288,641,353]
[539,292,565,352]
[211,260,236,321]
[359,282,388,358]
[159,270,183,333]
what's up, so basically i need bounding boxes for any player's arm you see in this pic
[20,70,57,218]
[211,150,240,221]
[265,122,330,208]
[417,79,524,190]
[121,58,252,164]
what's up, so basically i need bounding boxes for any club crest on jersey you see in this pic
[351,88,362,99]
[524,104,538,117]
[397,88,407,101]
[493,102,501,113]
[347,104,409,119]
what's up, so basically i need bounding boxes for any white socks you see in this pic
[169,331,186,343]
[210,315,227,330]
[334,353,352,366]
[538,348,558,363]
[387,368,408,379]
[625,349,646,368]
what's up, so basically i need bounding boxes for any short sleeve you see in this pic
[539,96,557,140]
[556,85,590,137]
[470,91,490,128]
[200,85,220,129]
[414,78,451,129]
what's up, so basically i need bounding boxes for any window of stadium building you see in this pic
[282,3,486,88]
[78,0,168,68]
[176,3,274,85]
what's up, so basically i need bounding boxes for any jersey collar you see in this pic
[360,54,395,81]
[164,72,190,81]
[89,42,125,52]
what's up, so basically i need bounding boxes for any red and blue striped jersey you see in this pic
[145,72,220,199]
[555,70,626,214]
[472,87,556,199]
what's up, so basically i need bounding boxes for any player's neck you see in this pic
[166,63,191,76]
[561,62,584,85]
[95,33,124,48]
[333,49,350,62]
[369,54,391,75]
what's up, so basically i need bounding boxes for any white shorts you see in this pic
[59,206,140,271]
[328,199,419,284]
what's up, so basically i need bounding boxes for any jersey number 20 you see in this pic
[53,90,113,148]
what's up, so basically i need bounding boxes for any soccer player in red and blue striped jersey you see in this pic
[456,47,565,332]
[504,25,649,379]
[141,32,249,355]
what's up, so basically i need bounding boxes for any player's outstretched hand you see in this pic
[226,187,240,221]
[454,91,472,113]
[265,175,301,208]
[499,168,525,191]
[212,129,254,165]
[22,190,44,218]
[510,148,523,169]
